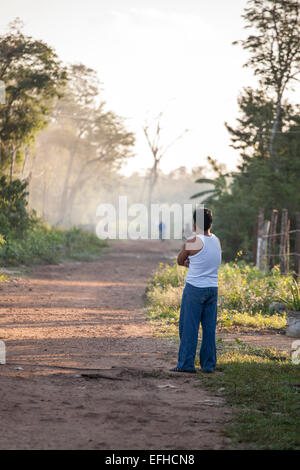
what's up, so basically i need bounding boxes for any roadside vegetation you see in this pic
[146,261,300,450]
[202,340,300,450]
[0,176,107,266]
[146,261,291,334]
[0,223,107,266]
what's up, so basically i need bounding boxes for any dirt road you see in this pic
[0,240,233,450]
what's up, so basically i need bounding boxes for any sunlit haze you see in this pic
[1,0,258,175]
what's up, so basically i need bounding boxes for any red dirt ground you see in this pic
[0,240,293,450]
[0,240,234,450]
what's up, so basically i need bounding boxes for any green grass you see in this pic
[0,223,108,266]
[145,260,300,449]
[201,340,300,450]
[217,310,286,331]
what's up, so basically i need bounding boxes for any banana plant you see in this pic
[191,156,230,204]
[278,279,300,311]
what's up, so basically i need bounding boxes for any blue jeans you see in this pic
[176,282,218,372]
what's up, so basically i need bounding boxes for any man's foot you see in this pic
[201,369,214,374]
[169,367,197,374]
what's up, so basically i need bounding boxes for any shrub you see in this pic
[0,177,107,266]
[278,279,300,311]
[218,262,292,315]
[148,262,186,289]
[0,176,36,238]
[0,222,107,266]
[146,261,291,331]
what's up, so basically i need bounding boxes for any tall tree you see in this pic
[225,87,297,169]
[212,99,300,261]
[234,0,300,171]
[202,0,300,261]
[0,19,67,179]
[53,64,100,224]
[32,64,135,226]
[143,112,188,210]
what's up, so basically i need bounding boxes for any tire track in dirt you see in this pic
[0,240,232,450]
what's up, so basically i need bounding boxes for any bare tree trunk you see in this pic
[256,208,264,270]
[147,170,154,212]
[143,113,188,221]
[280,208,289,275]
[65,185,78,227]
[64,172,92,227]
[21,146,29,180]
[269,92,283,173]
[147,160,158,210]
[57,149,76,226]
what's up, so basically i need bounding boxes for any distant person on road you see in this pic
[158,221,165,241]
[170,208,222,374]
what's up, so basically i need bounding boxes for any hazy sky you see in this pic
[1,0,258,175]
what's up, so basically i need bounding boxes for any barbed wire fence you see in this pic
[254,209,300,279]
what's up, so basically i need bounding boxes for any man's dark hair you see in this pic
[193,207,213,231]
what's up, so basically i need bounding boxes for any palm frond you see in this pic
[194,178,215,185]
[190,189,216,200]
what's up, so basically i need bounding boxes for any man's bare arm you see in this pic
[177,243,190,266]
[177,236,204,266]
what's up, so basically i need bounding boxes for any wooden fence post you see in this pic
[268,209,278,270]
[261,219,270,271]
[295,212,300,280]
[253,215,259,265]
[256,208,264,270]
[280,209,289,275]
[286,218,290,274]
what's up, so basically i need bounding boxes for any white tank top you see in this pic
[185,233,221,288]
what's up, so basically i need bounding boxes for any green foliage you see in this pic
[210,0,300,262]
[201,341,300,450]
[217,310,286,330]
[191,156,230,204]
[0,174,107,266]
[235,0,300,93]
[278,279,300,311]
[146,261,290,331]
[210,96,300,262]
[225,88,275,161]
[0,19,68,170]
[148,262,186,289]
[218,262,291,314]
[0,222,107,266]
[0,175,35,238]
[0,234,5,247]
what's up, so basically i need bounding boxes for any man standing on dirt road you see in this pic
[170,208,222,374]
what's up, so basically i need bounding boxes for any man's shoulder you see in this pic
[186,234,197,242]
[185,235,204,252]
